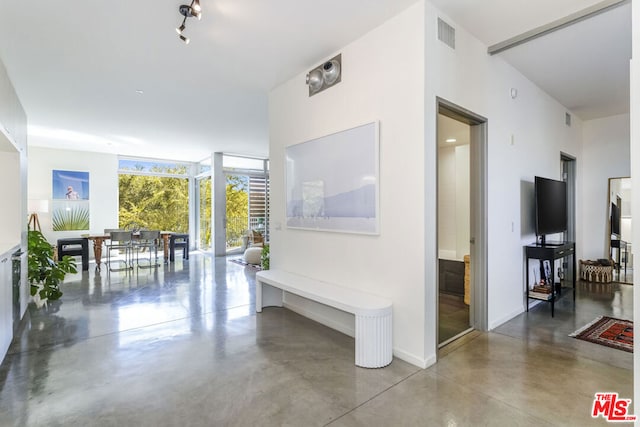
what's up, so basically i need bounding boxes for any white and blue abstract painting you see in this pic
[285,121,379,234]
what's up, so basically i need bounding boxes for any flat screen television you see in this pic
[534,176,567,245]
[611,202,621,236]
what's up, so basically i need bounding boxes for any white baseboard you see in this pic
[393,348,435,369]
[488,306,525,330]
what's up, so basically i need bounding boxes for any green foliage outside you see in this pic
[226,175,248,248]
[261,244,270,270]
[117,165,254,249]
[28,230,77,306]
[199,178,212,248]
[119,165,189,232]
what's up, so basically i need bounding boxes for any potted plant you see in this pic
[261,244,270,270]
[28,230,77,308]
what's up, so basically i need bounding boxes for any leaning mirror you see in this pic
[607,177,632,283]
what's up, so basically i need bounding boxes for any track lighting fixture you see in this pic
[176,18,186,35]
[306,69,323,93]
[306,54,342,97]
[176,0,202,44]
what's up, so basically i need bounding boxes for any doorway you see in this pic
[212,155,269,256]
[225,174,250,255]
[561,154,576,283]
[437,99,488,348]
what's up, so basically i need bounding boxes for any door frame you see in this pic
[561,153,576,283]
[195,173,212,251]
[436,97,489,341]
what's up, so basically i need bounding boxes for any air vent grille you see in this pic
[438,18,455,49]
[565,112,572,127]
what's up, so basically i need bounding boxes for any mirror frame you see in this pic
[606,176,631,281]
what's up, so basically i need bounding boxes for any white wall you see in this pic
[454,144,470,260]
[437,143,470,261]
[631,0,639,410]
[270,0,591,368]
[424,2,584,339]
[270,2,429,367]
[581,114,630,260]
[28,147,119,254]
[0,149,20,249]
[438,146,456,257]
[0,57,27,363]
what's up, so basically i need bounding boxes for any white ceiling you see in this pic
[0,0,631,162]
[438,114,469,148]
[431,0,631,121]
[0,0,420,161]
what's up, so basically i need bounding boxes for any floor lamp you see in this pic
[28,213,41,232]
[28,199,48,232]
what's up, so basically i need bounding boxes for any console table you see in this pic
[610,239,628,281]
[524,241,576,317]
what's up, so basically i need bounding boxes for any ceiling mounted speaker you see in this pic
[305,54,341,97]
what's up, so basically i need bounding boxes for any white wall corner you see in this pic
[488,307,524,331]
[393,348,436,369]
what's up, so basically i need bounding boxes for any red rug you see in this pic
[570,316,633,353]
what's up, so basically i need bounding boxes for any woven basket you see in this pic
[579,260,613,283]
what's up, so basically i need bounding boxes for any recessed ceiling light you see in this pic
[135,90,144,94]
[446,138,457,143]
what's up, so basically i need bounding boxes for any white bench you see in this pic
[255,269,393,368]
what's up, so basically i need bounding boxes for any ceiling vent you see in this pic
[438,18,455,50]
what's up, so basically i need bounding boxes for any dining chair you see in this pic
[106,230,133,272]
[134,230,161,268]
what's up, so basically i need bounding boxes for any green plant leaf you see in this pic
[27,230,77,305]
[52,206,90,231]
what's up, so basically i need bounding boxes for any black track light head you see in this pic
[176,17,187,35]
[177,3,202,44]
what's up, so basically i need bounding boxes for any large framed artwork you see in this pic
[285,121,379,234]
[51,170,90,231]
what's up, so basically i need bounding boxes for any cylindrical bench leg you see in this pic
[355,311,393,368]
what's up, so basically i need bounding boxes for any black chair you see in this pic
[169,234,189,262]
[57,238,89,271]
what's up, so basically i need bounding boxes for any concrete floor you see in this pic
[438,293,470,344]
[0,254,633,426]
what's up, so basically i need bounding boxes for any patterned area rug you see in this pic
[570,316,633,353]
[228,258,262,270]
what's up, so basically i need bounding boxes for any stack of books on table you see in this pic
[529,284,553,300]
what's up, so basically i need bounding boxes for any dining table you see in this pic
[84,231,175,270]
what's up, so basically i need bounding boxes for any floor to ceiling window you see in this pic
[222,155,269,255]
[195,161,212,251]
[118,155,268,255]
[225,174,249,254]
[118,158,190,232]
